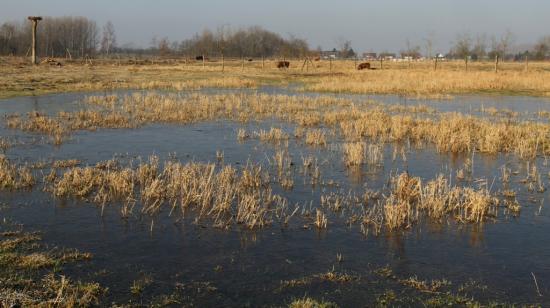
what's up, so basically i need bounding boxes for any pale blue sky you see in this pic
[1,0,548,52]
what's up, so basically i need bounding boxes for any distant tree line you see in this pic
[0,16,98,58]
[447,31,550,61]
[3,15,550,61]
[156,26,310,58]
[0,18,311,59]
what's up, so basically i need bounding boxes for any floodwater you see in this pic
[1,89,550,306]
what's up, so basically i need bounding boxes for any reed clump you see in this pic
[257,127,289,143]
[361,172,506,234]
[343,142,366,166]
[50,156,292,229]
[0,156,35,189]
[304,129,327,147]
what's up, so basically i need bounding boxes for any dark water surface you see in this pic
[1,90,550,306]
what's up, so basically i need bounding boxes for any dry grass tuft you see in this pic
[0,156,35,190]
[50,156,292,229]
[304,129,327,147]
[343,142,366,166]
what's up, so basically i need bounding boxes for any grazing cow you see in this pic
[247,58,253,62]
[357,62,371,70]
[196,55,205,61]
[277,61,290,69]
[314,57,320,61]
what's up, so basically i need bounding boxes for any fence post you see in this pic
[494,55,499,73]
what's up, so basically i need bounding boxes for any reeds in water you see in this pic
[50,156,291,229]
[343,142,366,166]
[0,156,35,190]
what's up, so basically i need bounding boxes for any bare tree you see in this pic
[471,33,487,60]
[423,32,436,58]
[157,37,171,56]
[336,37,355,58]
[401,39,421,59]
[101,21,116,56]
[452,32,472,65]
[533,36,550,60]
[500,30,515,59]
[490,30,515,60]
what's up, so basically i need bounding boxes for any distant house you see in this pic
[379,52,397,61]
[320,49,339,59]
[362,52,377,60]
[436,53,446,61]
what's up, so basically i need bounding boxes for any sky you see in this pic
[1,0,549,53]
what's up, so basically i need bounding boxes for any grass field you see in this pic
[2,56,550,98]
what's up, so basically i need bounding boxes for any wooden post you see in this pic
[329,57,332,73]
[434,57,438,71]
[380,58,383,70]
[28,16,42,65]
[494,55,499,73]
[465,57,468,71]
[241,56,245,71]
[222,53,225,72]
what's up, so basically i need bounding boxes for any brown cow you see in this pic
[277,61,290,69]
[357,62,371,70]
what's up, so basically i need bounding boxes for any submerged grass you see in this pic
[50,156,292,229]
[7,92,549,160]
[0,224,102,307]
[0,155,34,190]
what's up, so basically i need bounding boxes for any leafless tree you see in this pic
[490,30,515,60]
[471,33,488,60]
[401,39,421,59]
[101,21,116,56]
[533,36,550,60]
[0,16,98,58]
[423,32,436,58]
[452,32,472,61]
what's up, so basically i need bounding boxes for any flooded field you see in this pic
[2,89,550,306]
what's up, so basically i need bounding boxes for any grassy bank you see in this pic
[2,56,550,99]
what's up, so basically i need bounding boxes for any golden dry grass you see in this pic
[2,56,550,98]
[8,92,550,159]
[0,155,34,189]
[50,156,292,229]
[304,69,550,97]
[0,229,101,307]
